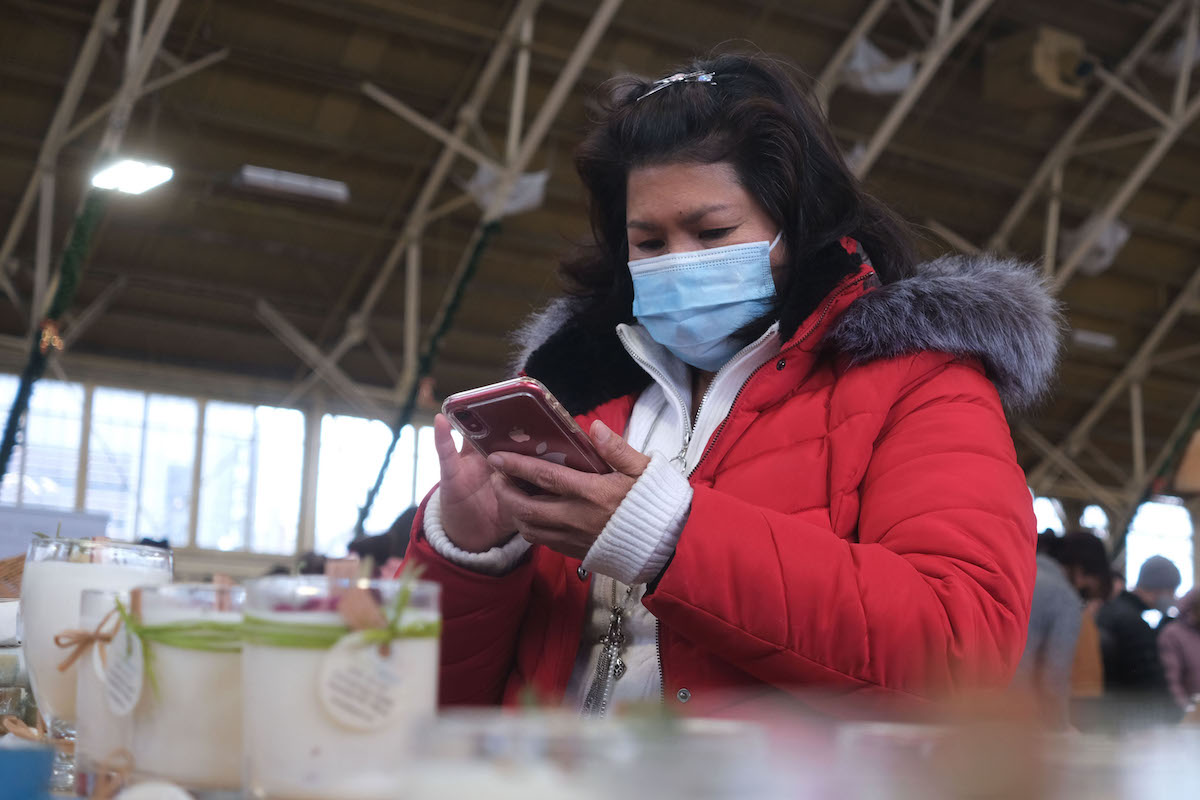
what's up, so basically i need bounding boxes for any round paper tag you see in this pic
[317,631,404,732]
[105,625,143,716]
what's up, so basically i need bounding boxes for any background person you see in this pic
[1158,587,1200,713]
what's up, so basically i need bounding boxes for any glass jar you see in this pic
[126,583,245,791]
[20,538,171,791]
[242,575,440,800]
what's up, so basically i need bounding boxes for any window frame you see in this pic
[0,373,433,559]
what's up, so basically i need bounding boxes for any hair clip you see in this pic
[636,70,716,102]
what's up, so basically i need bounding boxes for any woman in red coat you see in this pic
[405,53,1058,719]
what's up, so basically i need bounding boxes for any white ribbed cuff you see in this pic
[582,454,692,585]
[424,488,530,576]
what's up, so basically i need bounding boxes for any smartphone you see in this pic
[442,377,612,492]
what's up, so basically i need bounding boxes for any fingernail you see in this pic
[487,454,505,469]
[593,421,611,443]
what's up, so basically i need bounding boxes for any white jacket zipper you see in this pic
[616,323,782,708]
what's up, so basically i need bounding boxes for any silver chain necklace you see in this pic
[580,577,636,718]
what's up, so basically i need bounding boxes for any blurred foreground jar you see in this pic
[403,711,777,800]
[241,575,440,800]
[120,583,245,792]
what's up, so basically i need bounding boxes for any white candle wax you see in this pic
[20,560,169,723]
[243,609,438,800]
[130,607,243,790]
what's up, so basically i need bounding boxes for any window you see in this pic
[85,389,197,545]
[1033,497,1064,535]
[1080,504,1109,537]
[315,416,416,557]
[1125,498,1194,598]
[196,402,303,554]
[1,379,84,510]
[1,370,449,558]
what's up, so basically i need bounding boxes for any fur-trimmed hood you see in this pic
[513,253,1062,415]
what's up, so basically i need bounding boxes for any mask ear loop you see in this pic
[768,230,783,252]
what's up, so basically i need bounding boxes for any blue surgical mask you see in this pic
[629,232,781,372]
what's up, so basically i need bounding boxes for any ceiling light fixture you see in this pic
[90,159,174,194]
[234,165,349,204]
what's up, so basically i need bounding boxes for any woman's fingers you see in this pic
[491,468,617,535]
[590,420,651,477]
[487,452,593,499]
[433,414,462,467]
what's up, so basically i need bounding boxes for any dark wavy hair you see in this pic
[560,51,916,344]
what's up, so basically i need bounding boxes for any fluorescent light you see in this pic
[91,159,174,194]
[235,165,349,204]
[1071,328,1118,351]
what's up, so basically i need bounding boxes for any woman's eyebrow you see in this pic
[626,203,732,230]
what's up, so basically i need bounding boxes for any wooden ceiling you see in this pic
[1,0,1198,504]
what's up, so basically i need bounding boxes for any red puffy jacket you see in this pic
[405,253,1056,718]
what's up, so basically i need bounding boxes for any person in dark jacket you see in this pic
[1095,555,1182,728]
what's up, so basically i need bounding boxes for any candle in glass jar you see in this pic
[242,576,440,800]
[126,584,244,791]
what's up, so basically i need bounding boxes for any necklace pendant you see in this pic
[613,656,626,680]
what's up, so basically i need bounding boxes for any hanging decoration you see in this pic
[0,190,108,481]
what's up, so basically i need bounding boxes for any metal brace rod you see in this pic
[937,0,954,37]
[854,0,996,180]
[366,330,402,385]
[392,0,625,403]
[256,299,386,420]
[814,0,894,111]
[0,0,120,305]
[1153,342,1200,366]
[284,0,544,404]
[1130,380,1147,483]
[32,173,54,336]
[1043,166,1062,278]
[1110,388,1200,556]
[127,0,146,80]
[0,269,22,323]
[1020,424,1126,511]
[96,0,183,161]
[1175,0,1199,116]
[507,14,534,164]
[1051,90,1200,294]
[60,275,128,350]
[362,81,505,174]
[1092,65,1173,128]
[1029,264,1200,487]
[62,48,230,146]
[1069,128,1160,158]
[404,242,421,384]
[925,218,981,253]
[988,0,1185,251]
[1084,442,1130,486]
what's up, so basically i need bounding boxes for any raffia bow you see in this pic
[0,713,74,752]
[1,713,46,743]
[54,607,120,672]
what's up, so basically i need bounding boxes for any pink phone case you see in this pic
[442,378,612,491]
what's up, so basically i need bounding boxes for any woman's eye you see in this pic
[635,239,664,252]
[699,227,734,241]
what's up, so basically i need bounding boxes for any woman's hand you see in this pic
[487,420,652,560]
[433,414,515,553]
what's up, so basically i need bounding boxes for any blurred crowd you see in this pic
[1016,529,1200,731]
